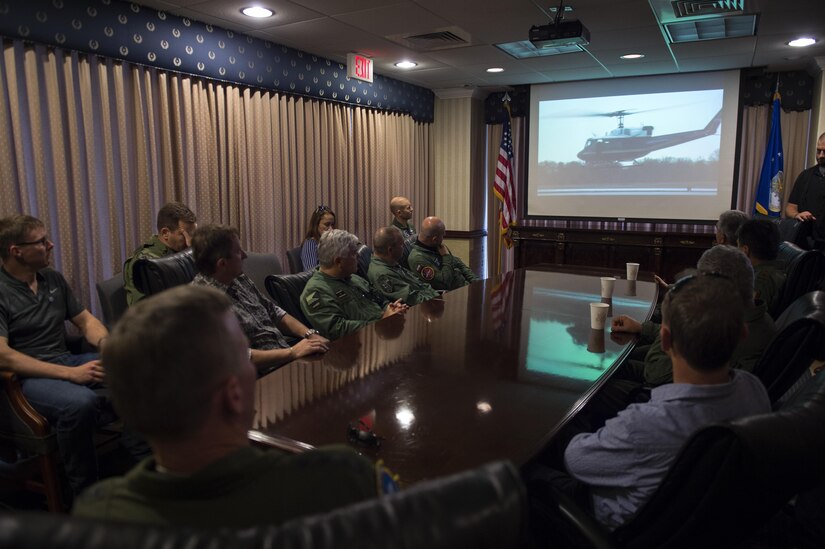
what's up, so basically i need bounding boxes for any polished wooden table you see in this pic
[251,267,657,485]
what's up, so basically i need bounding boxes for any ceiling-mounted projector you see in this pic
[529,20,590,48]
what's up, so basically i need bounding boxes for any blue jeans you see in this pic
[19,352,105,495]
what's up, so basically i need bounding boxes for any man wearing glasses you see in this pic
[123,202,197,305]
[0,214,110,497]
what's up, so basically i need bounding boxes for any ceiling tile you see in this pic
[130,0,825,89]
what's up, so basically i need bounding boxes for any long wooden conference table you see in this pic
[250,266,657,485]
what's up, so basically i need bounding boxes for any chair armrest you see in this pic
[0,372,51,438]
[529,479,618,549]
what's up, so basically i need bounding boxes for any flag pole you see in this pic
[496,93,512,276]
[752,74,784,217]
[494,92,515,276]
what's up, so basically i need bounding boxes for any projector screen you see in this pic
[527,70,741,222]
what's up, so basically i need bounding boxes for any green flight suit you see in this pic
[642,299,777,386]
[123,235,174,306]
[300,270,387,340]
[367,256,438,306]
[407,242,479,292]
[754,261,786,316]
[73,445,384,528]
[391,218,416,238]
[392,220,417,269]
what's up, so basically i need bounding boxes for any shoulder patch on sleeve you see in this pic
[420,266,435,281]
[304,290,321,310]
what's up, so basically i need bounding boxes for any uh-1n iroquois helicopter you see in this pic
[575,107,723,164]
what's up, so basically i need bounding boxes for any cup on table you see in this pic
[590,302,610,330]
[626,280,637,297]
[626,262,640,281]
[600,277,616,299]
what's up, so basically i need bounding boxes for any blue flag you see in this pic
[753,92,784,217]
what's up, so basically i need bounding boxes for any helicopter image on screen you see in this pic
[576,108,722,164]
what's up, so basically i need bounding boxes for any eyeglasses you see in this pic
[15,236,50,247]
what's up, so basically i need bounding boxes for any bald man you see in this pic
[785,132,825,246]
[407,216,479,291]
[390,196,415,238]
[368,226,438,305]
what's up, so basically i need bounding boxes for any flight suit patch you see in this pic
[334,289,352,303]
[420,266,435,281]
[378,276,394,293]
[304,291,321,310]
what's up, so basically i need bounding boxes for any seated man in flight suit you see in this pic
[368,226,438,306]
[407,216,479,291]
[301,229,407,340]
[123,202,197,305]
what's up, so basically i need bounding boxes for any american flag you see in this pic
[493,115,516,246]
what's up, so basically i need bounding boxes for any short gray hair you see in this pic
[697,245,754,307]
[717,210,749,244]
[318,229,359,267]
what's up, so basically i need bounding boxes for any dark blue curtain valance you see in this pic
[741,70,813,112]
[0,0,435,122]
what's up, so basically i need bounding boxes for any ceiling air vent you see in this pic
[665,13,757,42]
[386,27,472,51]
[671,0,745,18]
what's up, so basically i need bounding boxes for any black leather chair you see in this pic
[286,245,304,274]
[528,371,825,549]
[0,461,527,548]
[132,249,197,298]
[777,240,805,272]
[95,274,128,328]
[753,290,825,405]
[243,252,283,294]
[356,243,372,280]
[776,217,811,249]
[771,249,825,318]
[265,271,314,327]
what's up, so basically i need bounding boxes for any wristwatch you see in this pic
[304,329,320,338]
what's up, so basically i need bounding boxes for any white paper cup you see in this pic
[600,277,616,298]
[590,302,610,330]
[626,263,640,281]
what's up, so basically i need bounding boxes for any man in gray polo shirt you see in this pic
[0,214,110,496]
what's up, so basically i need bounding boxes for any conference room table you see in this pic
[250,265,658,486]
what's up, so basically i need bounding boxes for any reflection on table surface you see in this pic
[252,267,657,485]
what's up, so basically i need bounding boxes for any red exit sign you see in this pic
[347,53,373,83]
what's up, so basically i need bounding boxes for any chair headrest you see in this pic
[774,290,825,332]
[0,460,526,548]
[132,249,196,296]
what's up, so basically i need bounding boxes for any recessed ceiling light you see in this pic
[241,6,274,18]
[486,67,505,73]
[395,61,417,69]
[620,53,645,59]
[788,37,816,47]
